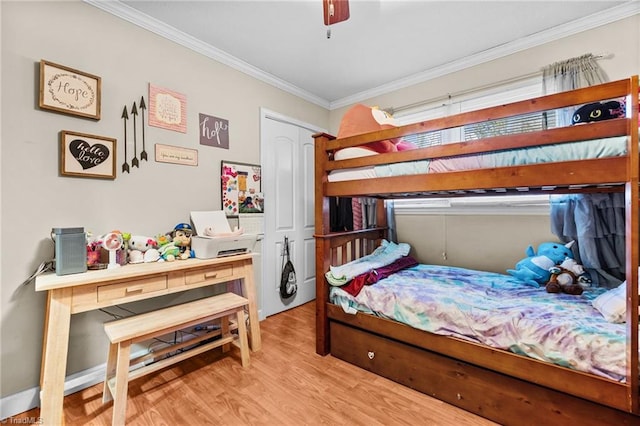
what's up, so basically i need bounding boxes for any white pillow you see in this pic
[334,147,378,161]
[592,282,626,323]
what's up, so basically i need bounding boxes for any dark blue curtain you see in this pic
[550,193,625,288]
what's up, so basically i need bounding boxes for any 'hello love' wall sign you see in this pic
[60,130,116,179]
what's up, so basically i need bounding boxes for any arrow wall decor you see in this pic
[120,95,148,174]
[121,106,129,173]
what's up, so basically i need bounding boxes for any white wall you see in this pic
[0,0,328,402]
[328,15,640,132]
[1,0,639,414]
[397,214,557,274]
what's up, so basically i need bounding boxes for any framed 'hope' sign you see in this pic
[39,60,101,120]
[60,130,116,180]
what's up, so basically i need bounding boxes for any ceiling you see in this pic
[88,0,639,109]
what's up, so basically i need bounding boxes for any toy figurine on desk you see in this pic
[172,223,195,260]
[157,223,194,261]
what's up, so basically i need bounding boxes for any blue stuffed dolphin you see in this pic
[507,241,575,287]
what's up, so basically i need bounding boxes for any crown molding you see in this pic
[84,0,639,111]
[329,1,640,110]
[82,0,331,109]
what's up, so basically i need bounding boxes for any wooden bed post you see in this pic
[376,199,387,229]
[314,132,334,355]
[625,75,639,413]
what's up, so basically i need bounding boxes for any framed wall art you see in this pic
[155,143,198,166]
[39,60,101,120]
[60,131,116,179]
[148,83,187,133]
[199,113,229,149]
[221,161,263,216]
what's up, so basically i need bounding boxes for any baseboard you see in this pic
[0,362,106,420]
[0,347,150,420]
[0,331,222,420]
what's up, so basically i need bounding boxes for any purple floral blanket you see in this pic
[331,264,626,381]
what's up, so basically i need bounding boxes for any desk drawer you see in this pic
[97,276,168,303]
[184,265,234,286]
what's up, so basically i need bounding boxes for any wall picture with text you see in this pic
[200,113,229,149]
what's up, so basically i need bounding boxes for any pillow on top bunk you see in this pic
[333,146,378,161]
[333,141,419,161]
[592,281,627,323]
[337,104,402,154]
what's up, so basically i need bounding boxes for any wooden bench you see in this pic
[102,292,250,425]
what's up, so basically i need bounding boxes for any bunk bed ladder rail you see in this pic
[314,131,389,355]
[314,227,387,355]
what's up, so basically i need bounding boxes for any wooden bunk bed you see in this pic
[313,76,640,425]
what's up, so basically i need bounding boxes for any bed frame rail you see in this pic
[327,303,627,409]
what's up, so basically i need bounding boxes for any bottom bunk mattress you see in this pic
[330,264,626,381]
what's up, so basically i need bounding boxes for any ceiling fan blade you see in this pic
[323,0,350,26]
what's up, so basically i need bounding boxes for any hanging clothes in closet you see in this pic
[330,197,353,232]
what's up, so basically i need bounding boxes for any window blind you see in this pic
[392,76,552,213]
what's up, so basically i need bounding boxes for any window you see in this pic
[392,76,552,214]
[393,194,551,216]
[463,111,556,141]
[397,104,447,147]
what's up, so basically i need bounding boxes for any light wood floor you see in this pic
[15,301,497,425]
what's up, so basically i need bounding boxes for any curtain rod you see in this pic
[385,52,611,116]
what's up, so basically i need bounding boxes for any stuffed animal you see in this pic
[507,241,575,287]
[571,100,625,125]
[155,233,172,248]
[128,235,159,264]
[157,234,180,262]
[171,223,194,260]
[158,240,180,262]
[546,257,591,295]
[337,104,416,153]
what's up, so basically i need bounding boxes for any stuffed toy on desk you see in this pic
[155,224,194,262]
[172,223,194,260]
[507,241,576,287]
[128,235,160,264]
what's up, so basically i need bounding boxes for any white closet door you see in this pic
[261,112,318,317]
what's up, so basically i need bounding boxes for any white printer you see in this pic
[190,211,257,259]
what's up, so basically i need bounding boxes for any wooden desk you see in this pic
[35,254,261,426]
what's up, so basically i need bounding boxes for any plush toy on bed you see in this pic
[507,241,576,287]
[571,99,625,125]
[337,104,417,153]
[545,257,591,295]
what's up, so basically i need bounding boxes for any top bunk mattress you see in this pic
[330,263,627,381]
[328,135,629,182]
